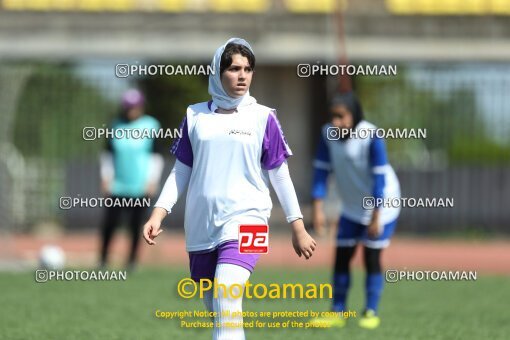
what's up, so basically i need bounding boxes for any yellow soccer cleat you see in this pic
[308,315,346,328]
[358,309,380,329]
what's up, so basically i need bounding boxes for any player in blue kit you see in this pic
[99,89,164,269]
[142,38,316,340]
[310,92,401,329]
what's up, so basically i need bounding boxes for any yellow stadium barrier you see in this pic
[159,0,187,12]
[386,0,509,15]
[209,0,269,13]
[284,0,346,13]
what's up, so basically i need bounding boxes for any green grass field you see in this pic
[1,267,508,340]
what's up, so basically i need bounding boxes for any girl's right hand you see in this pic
[312,199,326,236]
[142,219,163,245]
[100,180,111,196]
[313,209,326,236]
[142,208,167,245]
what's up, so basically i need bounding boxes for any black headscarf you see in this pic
[330,92,364,141]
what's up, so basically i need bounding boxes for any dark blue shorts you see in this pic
[337,215,397,249]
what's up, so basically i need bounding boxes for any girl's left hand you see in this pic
[367,218,382,238]
[291,220,317,260]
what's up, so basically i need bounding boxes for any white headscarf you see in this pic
[208,37,257,110]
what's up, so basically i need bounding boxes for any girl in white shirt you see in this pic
[142,37,316,340]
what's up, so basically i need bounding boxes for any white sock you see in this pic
[213,263,251,340]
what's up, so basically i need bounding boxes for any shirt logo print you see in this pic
[228,129,252,136]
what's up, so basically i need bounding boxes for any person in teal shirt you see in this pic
[99,89,164,269]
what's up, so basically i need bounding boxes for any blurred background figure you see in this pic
[99,89,164,270]
[311,92,401,329]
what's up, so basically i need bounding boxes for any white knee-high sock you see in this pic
[213,263,251,340]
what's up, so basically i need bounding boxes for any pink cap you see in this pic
[121,89,145,109]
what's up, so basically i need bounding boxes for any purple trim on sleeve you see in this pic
[261,111,292,170]
[207,100,213,111]
[170,116,193,167]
